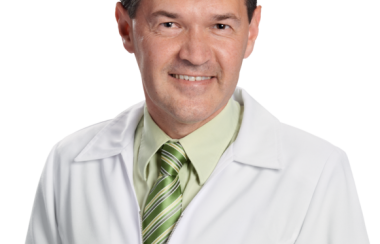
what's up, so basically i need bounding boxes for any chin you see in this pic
[164,100,216,125]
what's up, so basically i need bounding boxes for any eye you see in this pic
[214,24,231,30]
[161,22,175,28]
[160,22,231,30]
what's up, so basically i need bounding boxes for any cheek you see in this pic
[213,39,245,81]
[137,39,164,87]
[221,46,241,67]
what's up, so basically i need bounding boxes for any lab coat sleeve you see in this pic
[294,148,370,244]
[25,142,62,244]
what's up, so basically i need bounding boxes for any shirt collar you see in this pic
[137,105,170,181]
[179,98,240,184]
[137,98,240,185]
[74,86,282,170]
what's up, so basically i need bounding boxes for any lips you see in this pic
[170,74,213,81]
[168,72,216,92]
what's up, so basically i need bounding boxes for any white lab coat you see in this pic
[25,87,370,244]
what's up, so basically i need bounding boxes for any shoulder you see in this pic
[278,122,347,178]
[279,122,342,155]
[53,119,112,163]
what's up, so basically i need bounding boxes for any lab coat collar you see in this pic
[232,88,282,170]
[74,101,145,162]
[74,87,282,170]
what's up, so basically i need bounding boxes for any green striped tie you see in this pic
[142,141,188,244]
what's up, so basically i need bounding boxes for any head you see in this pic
[115,0,261,131]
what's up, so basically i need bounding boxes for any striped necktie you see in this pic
[142,141,188,244]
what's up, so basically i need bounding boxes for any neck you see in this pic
[144,95,228,140]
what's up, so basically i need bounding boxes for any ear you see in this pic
[115,2,135,53]
[244,5,262,59]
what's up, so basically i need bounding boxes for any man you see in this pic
[25,0,370,243]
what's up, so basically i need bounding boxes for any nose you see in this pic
[178,27,212,66]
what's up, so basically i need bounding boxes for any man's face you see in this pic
[117,0,261,125]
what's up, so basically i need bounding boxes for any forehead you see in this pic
[137,0,247,20]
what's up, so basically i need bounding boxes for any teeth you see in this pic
[171,74,212,81]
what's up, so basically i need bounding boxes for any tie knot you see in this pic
[160,141,188,176]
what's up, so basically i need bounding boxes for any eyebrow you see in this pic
[150,10,240,23]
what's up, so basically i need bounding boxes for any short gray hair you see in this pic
[120,0,258,23]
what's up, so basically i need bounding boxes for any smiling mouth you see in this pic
[170,74,214,81]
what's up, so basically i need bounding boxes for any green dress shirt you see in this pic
[133,98,244,217]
